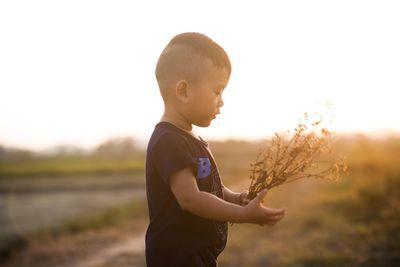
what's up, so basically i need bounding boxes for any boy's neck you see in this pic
[160,112,200,140]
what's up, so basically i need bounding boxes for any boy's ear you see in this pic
[175,80,191,103]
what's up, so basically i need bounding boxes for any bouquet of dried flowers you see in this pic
[247,112,347,200]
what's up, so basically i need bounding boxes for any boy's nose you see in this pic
[217,97,224,108]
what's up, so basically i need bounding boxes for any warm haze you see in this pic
[1,0,399,151]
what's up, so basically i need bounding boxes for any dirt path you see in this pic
[0,180,249,267]
[69,181,250,267]
[71,231,146,267]
[71,181,253,267]
[61,182,246,267]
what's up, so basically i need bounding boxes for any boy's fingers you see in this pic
[268,214,285,222]
[264,207,285,215]
[263,216,283,226]
[262,209,286,224]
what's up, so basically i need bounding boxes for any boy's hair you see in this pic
[155,32,231,100]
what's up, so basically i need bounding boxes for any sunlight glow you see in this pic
[1,0,399,150]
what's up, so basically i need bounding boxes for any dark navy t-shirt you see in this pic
[145,122,228,267]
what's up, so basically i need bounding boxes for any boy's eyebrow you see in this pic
[216,84,226,90]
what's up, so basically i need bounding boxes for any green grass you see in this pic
[218,137,400,267]
[220,174,400,266]
[0,197,148,263]
[0,158,144,177]
[33,198,148,238]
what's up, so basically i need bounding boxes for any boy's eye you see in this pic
[214,89,223,96]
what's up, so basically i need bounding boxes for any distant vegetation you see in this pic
[34,198,148,238]
[0,137,145,177]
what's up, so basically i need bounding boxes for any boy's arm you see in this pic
[223,186,248,206]
[169,166,285,225]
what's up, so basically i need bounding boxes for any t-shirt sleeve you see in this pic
[151,133,197,184]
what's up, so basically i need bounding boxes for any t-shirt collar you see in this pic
[157,121,209,146]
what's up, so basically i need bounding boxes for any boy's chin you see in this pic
[194,120,212,128]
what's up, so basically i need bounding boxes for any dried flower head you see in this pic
[247,112,348,200]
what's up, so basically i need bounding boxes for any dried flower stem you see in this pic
[247,113,347,200]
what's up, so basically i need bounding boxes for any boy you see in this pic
[145,32,286,267]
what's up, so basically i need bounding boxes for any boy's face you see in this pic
[186,63,229,127]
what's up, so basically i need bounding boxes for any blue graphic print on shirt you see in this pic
[196,157,212,179]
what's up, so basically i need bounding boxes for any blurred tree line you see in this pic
[0,137,145,164]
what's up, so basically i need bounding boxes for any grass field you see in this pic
[1,135,399,266]
[0,157,144,177]
[217,136,400,267]
[0,173,146,264]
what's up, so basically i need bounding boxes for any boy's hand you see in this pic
[170,167,284,224]
[243,189,286,226]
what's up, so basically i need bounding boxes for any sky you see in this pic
[1,0,399,151]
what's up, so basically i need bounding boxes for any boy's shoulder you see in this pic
[149,121,187,143]
[147,122,209,158]
[147,122,193,153]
